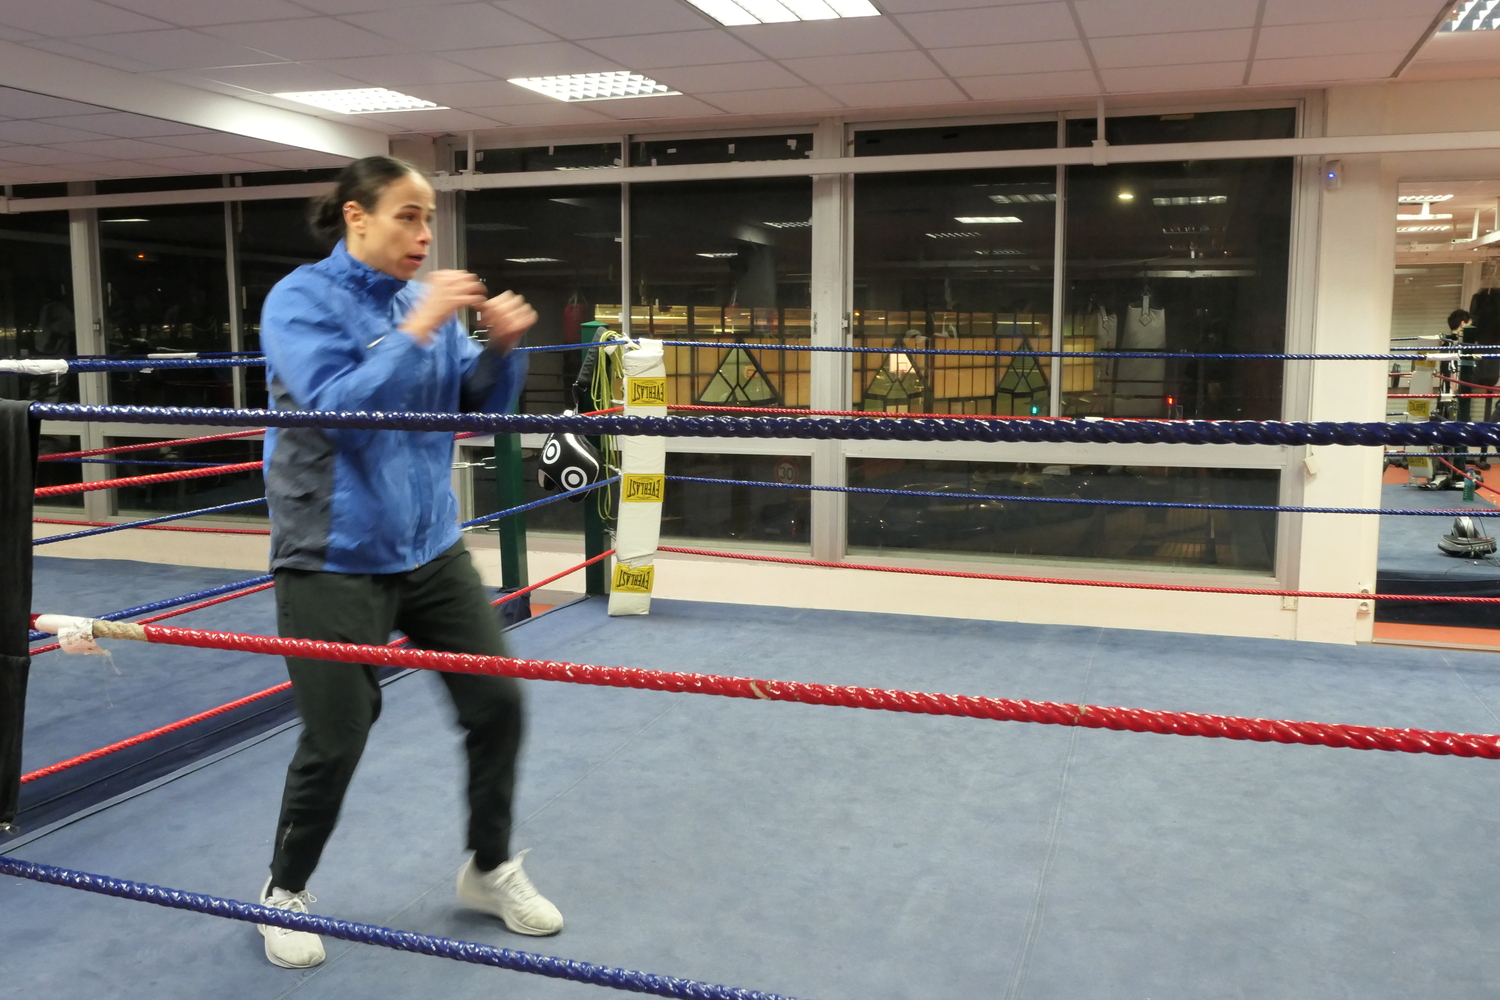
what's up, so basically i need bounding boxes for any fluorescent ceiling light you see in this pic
[684,0,880,26]
[1398,225,1453,232]
[1151,195,1227,206]
[509,72,678,102]
[926,231,982,239]
[505,257,561,263]
[764,220,811,228]
[974,249,1024,256]
[1442,0,1500,31]
[102,218,149,223]
[1398,194,1454,203]
[1397,213,1453,220]
[989,193,1055,204]
[697,251,740,258]
[273,88,446,114]
[954,216,1022,224]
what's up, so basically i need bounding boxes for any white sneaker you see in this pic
[455,850,564,936]
[258,878,326,969]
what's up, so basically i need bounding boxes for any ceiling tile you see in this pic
[928,39,1092,77]
[398,80,561,107]
[780,50,946,86]
[199,18,404,61]
[0,24,40,42]
[493,0,708,40]
[234,148,353,169]
[306,53,490,86]
[692,86,845,114]
[1074,0,1259,37]
[580,93,726,119]
[50,136,198,159]
[80,158,190,176]
[32,112,208,139]
[1091,28,1251,69]
[1255,17,1435,60]
[354,108,503,130]
[66,29,281,71]
[0,119,109,144]
[955,68,1099,100]
[728,17,915,58]
[0,164,107,182]
[105,0,312,27]
[183,62,366,94]
[0,89,109,120]
[0,0,169,38]
[821,77,968,107]
[880,0,1037,9]
[344,3,556,50]
[1262,0,1431,25]
[138,153,289,172]
[448,41,623,79]
[896,3,1077,49]
[579,29,760,69]
[653,60,806,92]
[1101,60,1246,92]
[1248,51,1405,85]
[19,36,161,72]
[152,131,289,154]
[0,144,106,164]
[468,102,615,126]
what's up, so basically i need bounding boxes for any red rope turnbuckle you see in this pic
[34,461,261,498]
[107,622,1500,759]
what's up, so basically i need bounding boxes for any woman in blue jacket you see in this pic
[255,156,561,970]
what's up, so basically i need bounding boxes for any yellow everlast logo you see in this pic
[613,563,655,593]
[626,377,667,407]
[622,474,664,502]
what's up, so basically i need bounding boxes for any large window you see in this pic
[111,435,265,519]
[663,453,810,548]
[632,178,813,410]
[235,198,326,408]
[464,185,622,414]
[0,211,76,404]
[101,204,233,408]
[852,166,1056,415]
[847,459,1279,573]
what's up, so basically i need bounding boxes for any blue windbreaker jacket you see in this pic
[259,240,525,574]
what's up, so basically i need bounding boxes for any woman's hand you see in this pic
[478,290,538,352]
[399,270,488,344]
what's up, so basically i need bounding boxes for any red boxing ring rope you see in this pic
[74,620,1500,759]
[34,461,262,498]
[27,581,275,657]
[38,429,264,463]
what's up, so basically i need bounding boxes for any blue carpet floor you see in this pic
[8,562,1500,998]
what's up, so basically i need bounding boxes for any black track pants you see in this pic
[268,541,522,892]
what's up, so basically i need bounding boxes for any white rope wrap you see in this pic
[32,615,104,655]
[0,359,69,375]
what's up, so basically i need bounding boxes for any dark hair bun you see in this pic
[307,155,421,244]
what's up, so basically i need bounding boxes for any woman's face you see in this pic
[343,172,436,280]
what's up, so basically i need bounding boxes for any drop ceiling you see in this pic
[0,0,1458,185]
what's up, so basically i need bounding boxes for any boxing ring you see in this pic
[9,344,1500,999]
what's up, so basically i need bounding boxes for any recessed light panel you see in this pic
[764,220,811,228]
[926,231,982,239]
[1399,225,1453,232]
[273,88,446,114]
[684,0,880,26]
[1151,195,1227,206]
[697,252,740,258]
[509,72,679,102]
[1442,0,1500,31]
[954,216,1022,224]
[989,193,1056,204]
[1399,194,1454,203]
[505,257,562,263]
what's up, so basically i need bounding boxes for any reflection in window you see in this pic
[854,119,1056,157]
[663,452,810,548]
[631,179,812,408]
[631,133,812,166]
[110,437,265,518]
[101,205,233,408]
[847,459,1277,573]
[236,198,326,407]
[1062,111,1295,420]
[464,186,622,413]
[465,142,621,174]
[853,168,1055,415]
[0,211,77,405]
[469,442,586,540]
[32,435,83,511]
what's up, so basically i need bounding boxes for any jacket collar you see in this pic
[327,239,407,301]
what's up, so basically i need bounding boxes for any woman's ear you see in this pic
[342,200,366,237]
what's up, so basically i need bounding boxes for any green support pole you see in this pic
[581,320,611,596]
[494,431,528,589]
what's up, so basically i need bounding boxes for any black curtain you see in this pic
[0,399,37,830]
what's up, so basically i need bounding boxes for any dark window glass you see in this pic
[1062,157,1292,418]
[1066,108,1297,147]
[854,120,1057,157]
[101,204,233,408]
[631,133,812,166]
[469,440,586,539]
[12,183,67,199]
[237,168,341,187]
[662,452,810,547]
[847,459,1278,573]
[633,178,812,408]
[0,211,78,405]
[110,436,265,518]
[236,198,326,407]
[96,174,225,194]
[33,435,83,511]
[465,143,621,174]
[464,185,621,413]
[853,168,1055,415]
